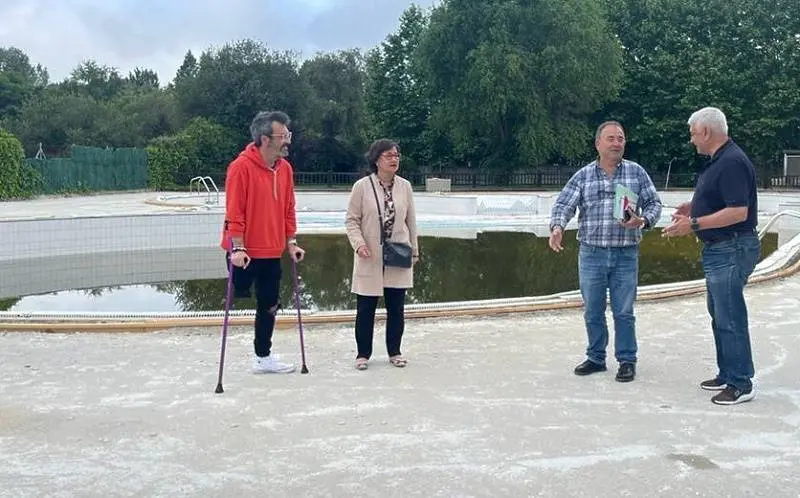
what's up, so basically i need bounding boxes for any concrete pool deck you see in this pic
[1,272,799,497]
[2,190,800,497]
[0,191,188,220]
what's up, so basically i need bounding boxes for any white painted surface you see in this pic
[1,275,799,496]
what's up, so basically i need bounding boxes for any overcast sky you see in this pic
[0,0,438,84]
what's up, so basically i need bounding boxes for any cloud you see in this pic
[0,0,438,85]
[305,0,436,53]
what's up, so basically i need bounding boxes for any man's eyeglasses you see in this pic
[270,131,292,141]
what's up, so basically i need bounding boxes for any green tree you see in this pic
[146,116,239,189]
[98,89,180,148]
[416,0,623,170]
[0,46,48,117]
[7,78,178,156]
[62,60,125,100]
[0,127,23,198]
[126,67,160,90]
[298,50,367,172]
[365,5,434,170]
[3,88,97,156]
[172,51,198,86]
[0,127,41,199]
[173,39,310,141]
[300,50,366,142]
[605,0,800,175]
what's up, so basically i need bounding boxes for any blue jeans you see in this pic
[578,244,639,365]
[702,233,760,392]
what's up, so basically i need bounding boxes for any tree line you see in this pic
[1,0,798,193]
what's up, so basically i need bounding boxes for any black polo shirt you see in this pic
[690,139,758,243]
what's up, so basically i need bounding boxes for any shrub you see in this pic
[0,128,24,199]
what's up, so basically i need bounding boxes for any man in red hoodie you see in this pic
[221,110,306,374]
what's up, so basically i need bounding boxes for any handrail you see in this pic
[188,176,208,196]
[202,176,220,205]
[188,176,219,205]
[757,210,800,240]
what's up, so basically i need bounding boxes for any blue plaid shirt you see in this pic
[549,159,662,247]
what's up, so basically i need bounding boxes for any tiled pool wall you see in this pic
[2,190,800,302]
[0,247,224,300]
[2,191,797,264]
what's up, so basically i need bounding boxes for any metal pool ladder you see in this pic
[189,176,220,206]
[757,210,800,241]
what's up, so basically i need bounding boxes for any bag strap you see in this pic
[368,176,385,244]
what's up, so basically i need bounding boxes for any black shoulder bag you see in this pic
[369,177,413,268]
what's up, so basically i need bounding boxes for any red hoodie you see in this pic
[220,143,297,258]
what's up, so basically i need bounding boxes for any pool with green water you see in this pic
[1,230,777,313]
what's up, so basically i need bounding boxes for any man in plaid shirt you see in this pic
[549,121,662,382]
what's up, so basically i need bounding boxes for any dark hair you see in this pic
[594,120,624,142]
[251,111,291,146]
[365,139,399,173]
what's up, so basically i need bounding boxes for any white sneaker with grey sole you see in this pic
[252,355,296,374]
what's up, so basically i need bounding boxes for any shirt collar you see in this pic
[375,173,395,189]
[593,159,624,176]
[710,138,734,162]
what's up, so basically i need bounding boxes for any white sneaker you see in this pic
[252,355,296,374]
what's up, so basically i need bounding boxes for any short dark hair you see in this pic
[365,139,399,173]
[595,120,624,142]
[251,111,291,146]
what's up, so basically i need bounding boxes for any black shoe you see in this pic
[700,378,727,391]
[711,386,755,405]
[615,362,636,382]
[574,360,607,376]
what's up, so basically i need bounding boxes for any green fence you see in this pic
[26,145,147,194]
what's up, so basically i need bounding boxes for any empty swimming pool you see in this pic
[0,231,780,314]
[3,190,800,330]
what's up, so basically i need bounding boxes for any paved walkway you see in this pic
[0,192,185,220]
[1,274,799,497]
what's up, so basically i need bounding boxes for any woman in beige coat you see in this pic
[345,139,419,371]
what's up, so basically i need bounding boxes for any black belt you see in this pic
[701,228,758,245]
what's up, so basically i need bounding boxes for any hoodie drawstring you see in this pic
[265,165,278,200]
[241,143,281,201]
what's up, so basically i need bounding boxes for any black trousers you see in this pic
[227,256,282,357]
[355,288,406,359]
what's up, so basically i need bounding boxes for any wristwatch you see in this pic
[690,217,700,231]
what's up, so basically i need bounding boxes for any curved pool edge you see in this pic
[3,231,799,333]
[3,203,800,334]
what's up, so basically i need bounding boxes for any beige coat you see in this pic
[345,173,419,296]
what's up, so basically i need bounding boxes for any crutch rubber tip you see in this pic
[215,383,224,393]
[301,366,309,374]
